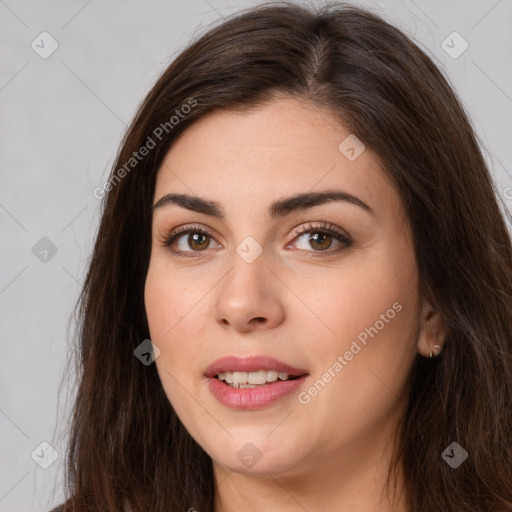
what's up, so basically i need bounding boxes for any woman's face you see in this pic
[144,96,437,480]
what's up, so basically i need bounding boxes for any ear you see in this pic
[417,298,447,358]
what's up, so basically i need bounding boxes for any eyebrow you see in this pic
[152,189,375,219]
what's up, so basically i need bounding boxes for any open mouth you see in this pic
[215,370,304,389]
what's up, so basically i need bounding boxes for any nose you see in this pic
[211,249,286,332]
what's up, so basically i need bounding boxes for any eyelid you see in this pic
[165,223,217,239]
[291,221,349,239]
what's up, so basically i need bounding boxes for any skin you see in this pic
[144,95,446,512]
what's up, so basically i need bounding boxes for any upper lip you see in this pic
[204,355,308,378]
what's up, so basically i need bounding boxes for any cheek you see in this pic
[145,260,195,340]
[302,245,419,421]
[298,242,418,382]
[144,264,198,414]
[144,264,225,450]
[144,275,167,341]
[144,261,210,375]
[299,242,418,353]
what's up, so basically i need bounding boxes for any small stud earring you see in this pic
[429,344,442,358]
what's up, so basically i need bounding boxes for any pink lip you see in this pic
[207,375,308,410]
[204,355,308,378]
[204,355,309,411]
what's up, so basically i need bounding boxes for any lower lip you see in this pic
[207,375,308,410]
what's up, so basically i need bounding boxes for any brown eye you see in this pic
[162,226,220,256]
[290,222,353,254]
[307,232,333,250]
[187,232,210,251]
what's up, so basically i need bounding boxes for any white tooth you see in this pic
[232,371,248,385]
[220,370,292,385]
[248,370,267,385]
[266,370,279,382]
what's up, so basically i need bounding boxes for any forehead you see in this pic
[154,97,401,222]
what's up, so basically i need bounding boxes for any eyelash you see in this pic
[160,221,353,258]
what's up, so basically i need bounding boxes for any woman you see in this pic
[52,2,512,511]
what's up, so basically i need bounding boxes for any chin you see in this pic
[206,435,303,476]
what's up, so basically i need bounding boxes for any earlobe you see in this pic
[417,299,447,358]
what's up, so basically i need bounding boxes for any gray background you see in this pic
[0,0,511,510]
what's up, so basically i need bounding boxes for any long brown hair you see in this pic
[54,2,512,511]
